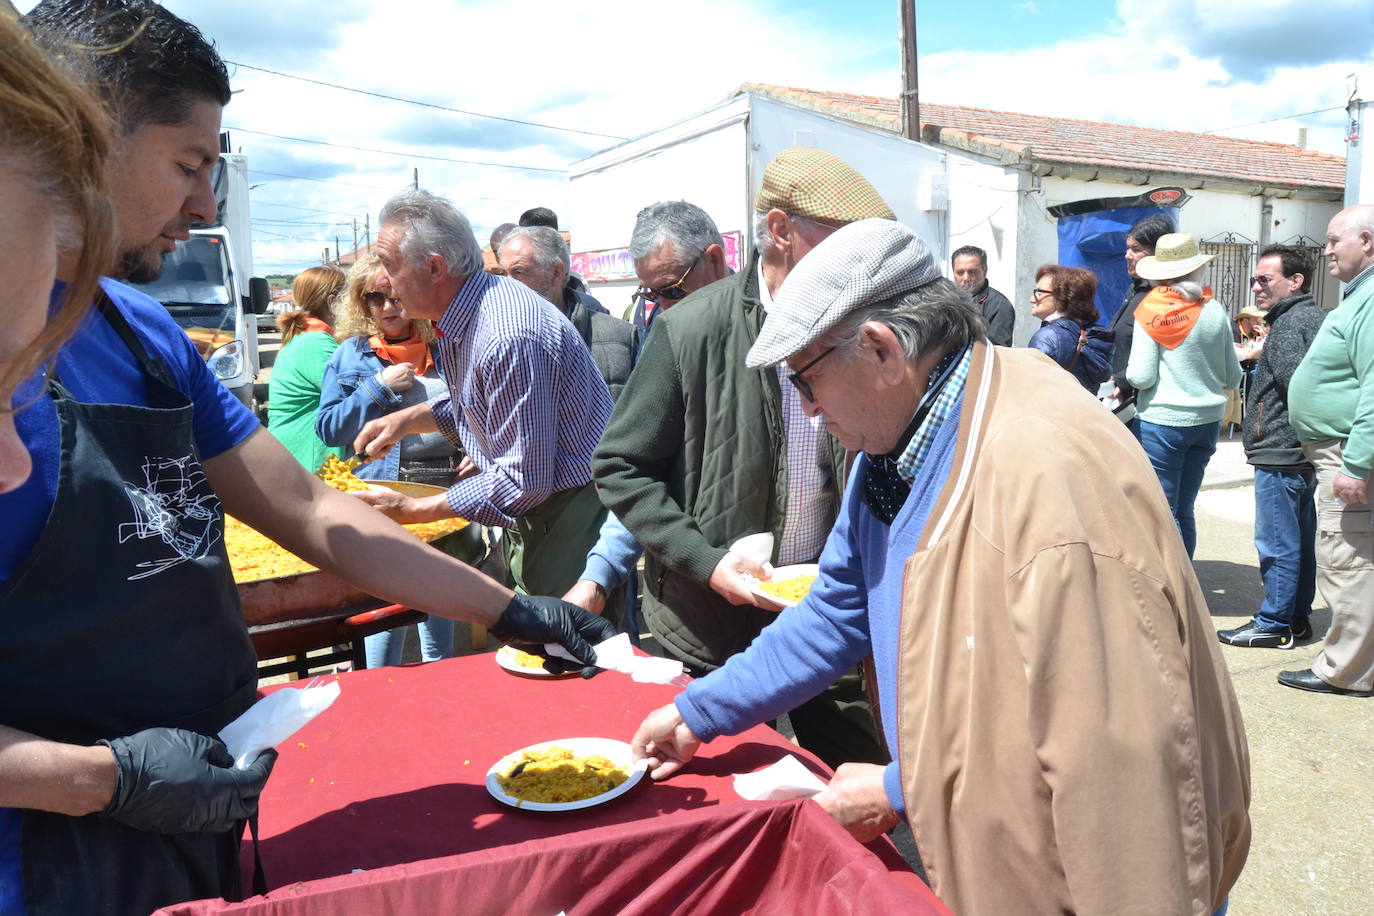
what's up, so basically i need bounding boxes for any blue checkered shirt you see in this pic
[896,345,972,484]
[429,271,612,527]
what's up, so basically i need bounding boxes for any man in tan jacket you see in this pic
[632,218,1251,915]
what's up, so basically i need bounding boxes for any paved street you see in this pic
[1195,438,1373,915]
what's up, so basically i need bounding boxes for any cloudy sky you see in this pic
[22,0,1371,274]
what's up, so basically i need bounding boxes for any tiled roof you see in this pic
[737,83,1344,193]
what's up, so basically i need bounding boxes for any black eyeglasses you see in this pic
[363,291,400,309]
[787,347,836,402]
[635,253,701,303]
[1031,288,1054,302]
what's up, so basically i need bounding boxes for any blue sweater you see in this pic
[677,388,964,815]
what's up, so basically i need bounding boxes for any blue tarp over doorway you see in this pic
[1048,187,1189,325]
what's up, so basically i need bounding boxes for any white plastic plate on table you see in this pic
[486,737,647,812]
[494,645,578,679]
[748,563,820,609]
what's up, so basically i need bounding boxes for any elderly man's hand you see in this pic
[351,488,448,525]
[353,411,413,460]
[632,704,701,780]
[562,579,608,616]
[708,551,781,608]
[812,763,901,844]
[1334,472,1368,505]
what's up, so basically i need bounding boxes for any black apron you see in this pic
[0,295,258,915]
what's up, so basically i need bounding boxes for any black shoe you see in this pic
[1217,620,1295,649]
[1293,618,1313,641]
[1277,669,1374,697]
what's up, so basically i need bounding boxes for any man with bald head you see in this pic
[1280,203,1374,696]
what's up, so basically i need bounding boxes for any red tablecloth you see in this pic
[159,653,948,915]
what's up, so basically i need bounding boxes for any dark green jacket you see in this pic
[592,257,846,672]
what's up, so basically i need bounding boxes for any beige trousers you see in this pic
[1303,439,1374,691]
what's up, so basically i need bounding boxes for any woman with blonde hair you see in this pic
[317,253,472,666]
[0,11,115,495]
[267,265,347,469]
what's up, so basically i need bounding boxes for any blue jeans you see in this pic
[363,617,455,668]
[1253,467,1318,631]
[1138,420,1219,558]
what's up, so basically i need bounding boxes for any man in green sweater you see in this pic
[593,147,895,767]
[1281,203,1374,697]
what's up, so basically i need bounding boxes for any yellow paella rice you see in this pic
[316,455,369,492]
[499,646,551,670]
[225,515,469,582]
[758,573,818,603]
[497,746,629,803]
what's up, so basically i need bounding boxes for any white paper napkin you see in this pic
[733,754,828,801]
[729,532,775,577]
[544,633,685,685]
[219,681,341,769]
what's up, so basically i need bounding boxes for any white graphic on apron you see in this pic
[118,455,222,580]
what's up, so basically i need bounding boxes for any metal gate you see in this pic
[1279,234,1330,306]
[1200,232,1256,317]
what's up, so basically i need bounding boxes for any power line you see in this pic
[224,59,627,142]
[229,125,568,173]
[248,169,401,190]
[253,199,363,217]
[1203,105,1345,135]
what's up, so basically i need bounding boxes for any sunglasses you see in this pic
[635,253,701,303]
[1249,275,1274,287]
[362,291,401,309]
[787,346,836,402]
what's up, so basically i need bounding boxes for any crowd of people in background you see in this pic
[5,1,1374,914]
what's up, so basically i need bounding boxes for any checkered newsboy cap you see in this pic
[746,219,940,368]
[754,146,896,225]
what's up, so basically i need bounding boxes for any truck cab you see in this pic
[131,229,263,407]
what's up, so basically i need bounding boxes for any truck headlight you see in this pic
[207,340,244,381]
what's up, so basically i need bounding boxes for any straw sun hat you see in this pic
[1135,233,1216,281]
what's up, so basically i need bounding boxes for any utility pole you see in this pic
[335,237,341,264]
[365,213,371,252]
[899,1,920,142]
[352,218,359,256]
[412,168,419,190]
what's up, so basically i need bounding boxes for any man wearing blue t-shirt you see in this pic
[1,5,613,913]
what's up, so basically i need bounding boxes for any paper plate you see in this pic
[748,563,820,609]
[486,737,647,812]
[494,645,579,679]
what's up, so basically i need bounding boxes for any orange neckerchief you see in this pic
[368,333,434,378]
[304,316,333,334]
[1133,286,1212,350]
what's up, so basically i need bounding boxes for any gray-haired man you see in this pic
[561,201,730,620]
[498,225,634,401]
[631,220,1250,915]
[594,148,895,769]
[355,190,613,600]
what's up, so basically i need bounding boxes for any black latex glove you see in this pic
[97,727,278,834]
[491,594,617,676]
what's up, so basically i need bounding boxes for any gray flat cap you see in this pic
[746,218,939,368]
